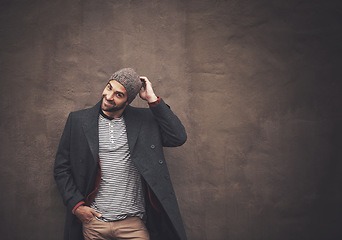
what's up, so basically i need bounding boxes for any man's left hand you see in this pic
[139,76,158,103]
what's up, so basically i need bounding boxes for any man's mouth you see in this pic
[103,98,115,107]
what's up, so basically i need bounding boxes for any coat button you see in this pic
[150,145,155,149]
[159,160,163,164]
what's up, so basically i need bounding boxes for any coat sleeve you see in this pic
[54,113,85,212]
[149,99,187,147]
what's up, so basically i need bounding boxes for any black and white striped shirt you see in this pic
[90,113,145,221]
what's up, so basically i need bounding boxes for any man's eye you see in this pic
[117,93,123,98]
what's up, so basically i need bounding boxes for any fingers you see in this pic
[139,76,146,89]
[140,76,151,87]
[75,206,102,223]
[139,76,148,82]
[83,208,101,223]
[139,76,157,103]
[91,208,102,218]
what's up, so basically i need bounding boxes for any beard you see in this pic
[101,96,127,112]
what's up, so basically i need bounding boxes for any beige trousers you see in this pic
[82,216,150,240]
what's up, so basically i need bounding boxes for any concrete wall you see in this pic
[1,0,341,239]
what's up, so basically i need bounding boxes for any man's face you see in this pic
[101,80,128,113]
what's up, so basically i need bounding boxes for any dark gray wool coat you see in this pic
[54,99,187,240]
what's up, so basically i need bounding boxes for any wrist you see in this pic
[72,201,85,215]
[148,96,161,107]
[147,95,158,103]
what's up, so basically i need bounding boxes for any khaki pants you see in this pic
[82,216,150,240]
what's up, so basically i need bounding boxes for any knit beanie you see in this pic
[109,68,142,104]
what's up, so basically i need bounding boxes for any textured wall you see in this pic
[1,0,341,239]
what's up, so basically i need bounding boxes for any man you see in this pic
[54,68,187,240]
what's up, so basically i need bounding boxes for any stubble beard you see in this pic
[101,96,127,112]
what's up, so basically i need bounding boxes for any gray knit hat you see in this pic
[109,68,142,104]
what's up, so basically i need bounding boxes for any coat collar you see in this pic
[123,105,142,153]
[82,101,101,163]
[82,101,142,163]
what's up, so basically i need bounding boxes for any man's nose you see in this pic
[106,91,114,100]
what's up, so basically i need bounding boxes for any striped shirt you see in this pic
[90,113,145,221]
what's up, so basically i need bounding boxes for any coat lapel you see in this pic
[124,105,142,153]
[82,101,101,163]
[81,102,141,163]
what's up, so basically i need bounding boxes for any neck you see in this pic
[102,108,125,119]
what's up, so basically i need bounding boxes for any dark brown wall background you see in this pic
[1,0,342,239]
